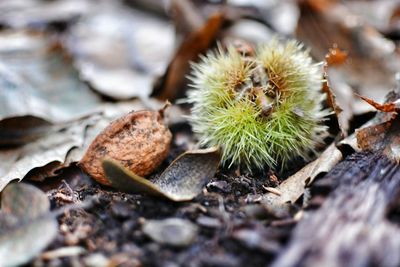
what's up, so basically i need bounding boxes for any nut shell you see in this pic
[79,110,172,185]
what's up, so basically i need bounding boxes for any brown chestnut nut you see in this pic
[79,109,172,185]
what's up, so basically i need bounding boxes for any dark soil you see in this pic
[35,165,294,267]
[30,123,299,267]
[29,124,400,267]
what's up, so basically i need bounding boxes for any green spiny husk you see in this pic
[187,39,330,171]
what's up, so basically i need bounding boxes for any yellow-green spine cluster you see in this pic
[187,39,329,171]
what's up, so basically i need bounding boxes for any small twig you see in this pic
[52,195,99,218]
[262,185,282,196]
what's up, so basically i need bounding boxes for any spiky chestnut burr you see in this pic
[186,39,330,171]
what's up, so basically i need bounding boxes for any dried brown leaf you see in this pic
[338,95,399,153]
[356,120,393,151]
[0,116,52,146]
[79,109,172,186]
[154,13,224,101]
[169,0,204,37]
[353,91,400,161]
[322,49,348,136]
[102,147,221,202]
[297,0,400,114]
[322,78,345,135]
[325,46,348,66]
[355,94,400,113]
[356,115,400,162]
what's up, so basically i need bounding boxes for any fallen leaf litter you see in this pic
[0,0,400,266]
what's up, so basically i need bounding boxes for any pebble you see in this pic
[206,180,232,193]
[232,228,280,253]
[196,216,222,228]
[83,253,109,267]
[142,218,198,247]
[110,202,132,218]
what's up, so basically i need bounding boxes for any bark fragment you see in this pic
[273,152,400,267]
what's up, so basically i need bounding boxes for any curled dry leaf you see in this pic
[355,93,400,113]
[0,30,101,146]
[169,0,204,38]
[79,109,172,186]
[0,100,146,192]
[262,144,342,210]
[338,93,399,153]
[0,116,53,146]
[0,183,58,267]
[322,46,348,136]
[154,13,224,101]
[325,46,348,66]
[356,92,400,162]
[356,118,400,162]
[102,147,221,202]
[0,115,100,192]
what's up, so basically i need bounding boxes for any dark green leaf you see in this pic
[102,147,220,201]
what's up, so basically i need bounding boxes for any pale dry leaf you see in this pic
[0,100,147,192]
[0,183,58,267]
[322,78,346,137]
[228,0,299,35]
[66,6,174,100]
[337,132,361,153]
[325,69,354,134]
[0,30,101,145]
[102,147,221,202]
[0,218,58,267]
[0,31,101,122]
[1,182,49,221]
[262,144,342,208]
[223,19,274,45]
[297,0,400,114]
[0,0,93,28]
[0,115,100,192]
